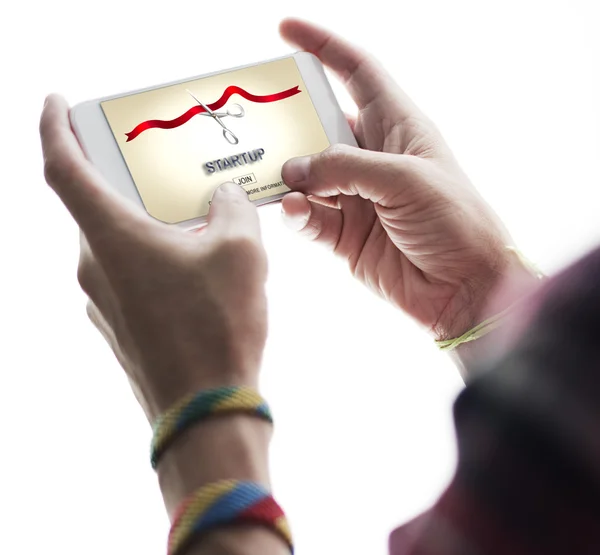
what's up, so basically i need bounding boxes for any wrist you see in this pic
[434,248,543,375]
[137,360,261,424]
[157,414,272,522]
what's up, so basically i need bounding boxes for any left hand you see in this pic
[40,95,269,423]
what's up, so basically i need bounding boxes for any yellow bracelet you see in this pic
[435,246,545,352]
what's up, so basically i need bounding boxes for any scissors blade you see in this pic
[186,88,235,141]
[186,89,216,117]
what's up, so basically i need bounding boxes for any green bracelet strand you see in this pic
[435,246,545,352]
[150,386,273,470]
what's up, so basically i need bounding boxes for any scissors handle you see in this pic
[223,128,239,145]
[211,114,238,144]
[227,103,245,118]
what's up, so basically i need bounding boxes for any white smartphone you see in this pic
[70,52,357,230]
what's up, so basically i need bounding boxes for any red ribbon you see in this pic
[125,85,301,142]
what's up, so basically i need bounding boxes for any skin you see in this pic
[39,17,540,555]
[40,95,280,554]
[279,19,537,348]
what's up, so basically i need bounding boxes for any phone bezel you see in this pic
[69,52,357,230]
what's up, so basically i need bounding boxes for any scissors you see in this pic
[186,89,244,145]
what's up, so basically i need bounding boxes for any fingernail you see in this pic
[283,156,310,183]
[281,209,310,232]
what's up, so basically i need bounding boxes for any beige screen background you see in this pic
[101,57,330,224]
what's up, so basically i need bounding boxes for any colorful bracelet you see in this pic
[168,480,293,555]
[151,386,273,469]
[435,246,545,352]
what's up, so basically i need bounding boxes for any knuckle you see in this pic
[42,158,59,185]
[43,154,78,188]
[389,153,425,183]
[400,153,423,172]
[321,143,352,166]
[77,257,95,296]
[312,144,355,183]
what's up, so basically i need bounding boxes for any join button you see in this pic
[233,173,257,186]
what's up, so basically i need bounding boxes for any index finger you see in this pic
[279,18,422,118]
[40,94,148,237]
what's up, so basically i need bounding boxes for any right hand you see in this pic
[280,19,534,341]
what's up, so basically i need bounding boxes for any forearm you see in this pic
[157,415,289,555]
[184,529,289,555]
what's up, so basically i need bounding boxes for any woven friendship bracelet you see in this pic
[168,480,293,555]
[435,246,546,352]
[151,386,273,469]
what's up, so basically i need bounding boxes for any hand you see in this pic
[280,19,534,340]
[40,95,268,423]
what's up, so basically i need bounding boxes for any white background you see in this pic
[1,1,599,554]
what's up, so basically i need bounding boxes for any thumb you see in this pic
[207,182,262,242]
[282,144,419,205]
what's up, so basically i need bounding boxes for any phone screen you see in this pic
[100,57,330,224]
